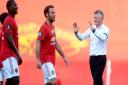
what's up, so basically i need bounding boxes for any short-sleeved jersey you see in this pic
[0,26,4,56]
[0,27,4,68]
[1,15,18,61]
[37,22,56,65]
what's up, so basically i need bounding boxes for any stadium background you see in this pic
[0,0,128,85]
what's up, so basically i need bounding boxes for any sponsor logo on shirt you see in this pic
[51,37,55,45]
[51,29,55,34]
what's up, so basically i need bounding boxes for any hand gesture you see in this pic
[89,21,95,32]
[36,60,42,69]
[73,22,79,32]
[16,55,22,65]
[63,57,70,66]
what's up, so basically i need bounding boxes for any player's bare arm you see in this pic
[6,24,22,65]
[35,40,41,69]
[55,39,70,66]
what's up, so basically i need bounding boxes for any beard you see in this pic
[49,18,55,23]
[47,14,55,23]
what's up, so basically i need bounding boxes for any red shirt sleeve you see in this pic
[4,19,13,34]
[37,26,47,41]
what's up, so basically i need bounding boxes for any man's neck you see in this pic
[9,12,15,18]
[96,22,103,28]
[46,19,52,26]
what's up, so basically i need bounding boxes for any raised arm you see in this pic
[89,22,109,41]
[73,22,90,41]
[93,29,109,41]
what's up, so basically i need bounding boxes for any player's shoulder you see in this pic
[40,22,48,30]
[4,15,14,24]
[5,15,13,21]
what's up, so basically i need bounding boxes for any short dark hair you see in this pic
[44,5,54,18]
[6,0,14,10]
[0,12,8,24]
[94,10,104,18]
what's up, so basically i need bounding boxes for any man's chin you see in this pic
[15,12,18,15]
[15,10,18,14]
[50,20,55,23]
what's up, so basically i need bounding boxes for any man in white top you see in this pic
[73,10,109,85]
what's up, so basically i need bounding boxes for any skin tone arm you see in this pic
[35,39,70,69]
[6,30,22,65]
[55,39,69,66]
[35,40,42,69]
[73,22,90,40]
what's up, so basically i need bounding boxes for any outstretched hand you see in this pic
[63,57,70,66]
[36,60,42,69]
[16,55,22,65]
[89,21,95,32]
[73,22,79,32]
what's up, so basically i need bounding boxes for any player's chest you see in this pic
[11,23,18,36]
[47,28,55,38]
[0,30,4,41]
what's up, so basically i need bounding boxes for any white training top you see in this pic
[75,24,110,56]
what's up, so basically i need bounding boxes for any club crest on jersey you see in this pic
[7,24,11,30]
[38,32,42,37]
[51,29,55,34]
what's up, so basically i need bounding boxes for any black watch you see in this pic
[92,29,95,33]
[75,31,78,34]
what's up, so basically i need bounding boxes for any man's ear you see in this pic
[8,6,12,11]
[46,13,48,17]
[101,16,104,20]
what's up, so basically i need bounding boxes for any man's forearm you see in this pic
[55,40,65,57]
[75,31,83,41]
[36,40,41,61]
[6,33,19,57]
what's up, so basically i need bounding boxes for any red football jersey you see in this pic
[0,27,4,68]
[0,26,4,56]
[37,22,56,65]
[1,15,18,61]
[0,27,2,56]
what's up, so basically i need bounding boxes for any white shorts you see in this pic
[1,57,20,79]
[41,62,57,84]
